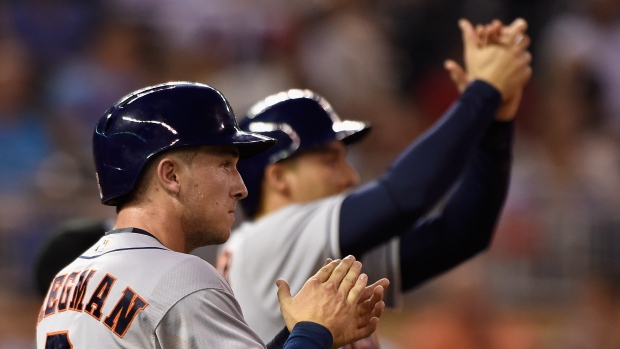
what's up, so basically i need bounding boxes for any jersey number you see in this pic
[45,331,73,349]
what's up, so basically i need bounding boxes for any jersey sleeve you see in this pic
[155,288,266,349]
[339,80,502,257]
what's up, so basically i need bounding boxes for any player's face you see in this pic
[180,146,247,250]
[282,140,359,203]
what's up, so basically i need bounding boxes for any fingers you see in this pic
[504,17,528,34]
[502,19,529,47]
[327,255,356,286]
[444,59,468,93]
[356,278,390,304]
[358,284,385,321]
[315,258,341,283]
[346,272,368,304]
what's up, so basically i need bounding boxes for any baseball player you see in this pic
[216,18,532,345]
[36,82,388,349]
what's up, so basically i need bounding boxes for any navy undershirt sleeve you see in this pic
[282,322,333,349]
[266,327,291,349]
[398,121,513,290]
[339,80,502,258]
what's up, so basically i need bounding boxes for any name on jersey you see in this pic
[38,269,148,338]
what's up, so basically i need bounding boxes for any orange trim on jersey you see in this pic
[85,273,117,321]
[45,330,73,348]
[103,286,149,338]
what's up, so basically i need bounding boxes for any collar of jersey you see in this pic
[105,227,163,245]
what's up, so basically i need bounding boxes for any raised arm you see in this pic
[398,120,513,290]
[339,18,532,258]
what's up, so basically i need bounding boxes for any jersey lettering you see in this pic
[44,331,73,349]
[69,269,96,311]
[58,271,79,312]
[38,269,148,338]
[85,274,116,320]
[43,274,67,318]
[103,287,148,337]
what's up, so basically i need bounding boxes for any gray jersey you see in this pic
[221,194,402,341]
[37,229,265,348]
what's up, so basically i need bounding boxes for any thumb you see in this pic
[444,59,468,92]
[276,278,292,304]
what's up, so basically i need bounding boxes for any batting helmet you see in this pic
[93,81,276,206]
[237,89,371,218]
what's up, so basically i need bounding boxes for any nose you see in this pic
[232,169,248,200]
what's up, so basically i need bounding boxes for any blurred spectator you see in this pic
[0,36,54,346]
[295,0,419,183]
[537,0,620,136]
[396,267,542,349]
[490,62,620,305]
[3,0,104,77]
[43,18,163,166]
[0,37,51,197]
[552,276,620,348]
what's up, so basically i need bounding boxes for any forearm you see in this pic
[399,121,514,290]
[339,80,501,257]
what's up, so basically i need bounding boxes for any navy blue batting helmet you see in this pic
[237,89,371,218]
[93,81,276,206]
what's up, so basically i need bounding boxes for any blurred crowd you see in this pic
[2,0,620,347]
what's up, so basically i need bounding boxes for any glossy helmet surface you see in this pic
[93,81,276,206]
[237,89,371,218]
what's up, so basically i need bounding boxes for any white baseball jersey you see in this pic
[37,228,266,348]
[222,194,402,342]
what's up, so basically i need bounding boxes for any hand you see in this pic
[276,256,384,346]
[444,18,532,121]
[461,17,532,96]
[337,278,388,349]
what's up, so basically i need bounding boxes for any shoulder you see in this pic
[161,253,232,293]
[246,194,347,229]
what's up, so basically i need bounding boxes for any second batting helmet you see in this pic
[93,81,276,206]
[237,89,371,218]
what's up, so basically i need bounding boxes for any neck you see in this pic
[254,193,294,220]
[115,204,188,253]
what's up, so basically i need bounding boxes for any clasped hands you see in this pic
[276,255,389,348]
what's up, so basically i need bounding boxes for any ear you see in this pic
[263,163,290,197]
[156,157,182,195]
